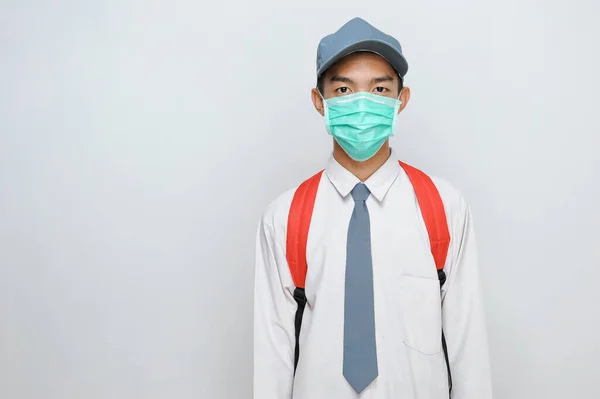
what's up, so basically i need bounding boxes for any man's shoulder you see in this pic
[259,185,299,238]
[425,174,471,231]
[398,159,469,219]
[428,175,468,213]
[261,169,327,227]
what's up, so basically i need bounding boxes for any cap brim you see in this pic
[317,39,409,78]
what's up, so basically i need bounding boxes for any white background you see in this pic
[1,1,599,398]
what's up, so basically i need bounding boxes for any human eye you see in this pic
[336,87,350,94]
[374,86,388,93]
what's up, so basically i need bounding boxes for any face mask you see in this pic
[322,91,402,162]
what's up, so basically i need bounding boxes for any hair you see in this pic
[316,73,404,95]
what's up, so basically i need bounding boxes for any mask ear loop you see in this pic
[397,75,404,102]
[395,89,403,106]
[318,89,331,112]
[319,89,333,134]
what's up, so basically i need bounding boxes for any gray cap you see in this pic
[316,17,408,78]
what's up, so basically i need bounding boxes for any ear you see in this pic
[311,88,325,116]
[398,86,411,114]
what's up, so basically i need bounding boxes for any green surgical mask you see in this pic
[322,92,402,162]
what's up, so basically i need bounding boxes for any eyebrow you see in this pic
[370,75,395,84]
[329,75,395,85]
[329,75,355,84]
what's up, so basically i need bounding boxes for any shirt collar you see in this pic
[325,149,401,202]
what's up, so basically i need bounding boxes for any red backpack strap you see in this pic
[400,161,453,394]
[399,161,450,271]
[286,170,324,289]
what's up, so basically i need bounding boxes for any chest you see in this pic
[303,185,439,305]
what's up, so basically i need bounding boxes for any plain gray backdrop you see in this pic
[1,1,599,398]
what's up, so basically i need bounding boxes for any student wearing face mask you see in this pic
[254,17,493,399]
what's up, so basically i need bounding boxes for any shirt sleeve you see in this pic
[254,213,296,399]
[441,200,493,399]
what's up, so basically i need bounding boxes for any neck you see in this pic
[333,140,391,182]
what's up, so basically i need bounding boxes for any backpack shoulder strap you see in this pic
[399,161,453,394]
[286,164,450,279]
[399,161,451,271]
[286,170,324,371]
[286,170,324,289]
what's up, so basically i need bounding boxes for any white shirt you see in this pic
[254,150,492,399]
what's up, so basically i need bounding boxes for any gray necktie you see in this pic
[343,183,378,393]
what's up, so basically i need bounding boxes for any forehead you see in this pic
[324,51,398,79]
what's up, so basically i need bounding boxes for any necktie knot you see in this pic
[351,183,371,202]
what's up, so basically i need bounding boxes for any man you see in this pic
[254,17,492,399]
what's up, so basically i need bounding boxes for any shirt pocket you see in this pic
[397,275,442,355]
